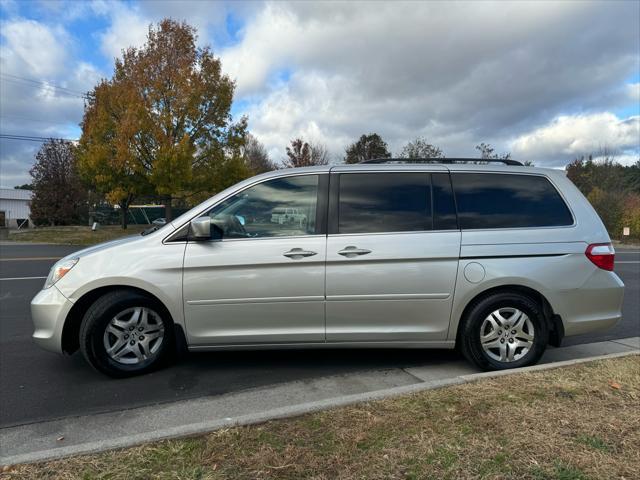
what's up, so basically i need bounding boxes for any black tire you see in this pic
[459,292,548,371]
[79,290,175,378]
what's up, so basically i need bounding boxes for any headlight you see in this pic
[44,258,79,289]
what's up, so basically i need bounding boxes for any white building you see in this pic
[0,188,32,228]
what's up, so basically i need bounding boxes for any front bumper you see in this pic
[31,286,74,354]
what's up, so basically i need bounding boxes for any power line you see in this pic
[1,73,88,96]
[0,113,80,126]
[0,134,78,143]
[0,73,88,99]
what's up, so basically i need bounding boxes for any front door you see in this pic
[183,174,328,346]
[325,170,461,342]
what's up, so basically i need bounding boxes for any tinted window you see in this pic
[432,173,458,230]
[338,173,431,234]
[452,173,573,229]
[207,175,318,238]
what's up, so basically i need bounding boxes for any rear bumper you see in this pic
[553,270,624,337]
[31,286,73,354]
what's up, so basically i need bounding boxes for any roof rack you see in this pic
[360,157,523,166]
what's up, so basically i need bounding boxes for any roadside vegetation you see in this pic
[566,152,640,242]
[7,225,148,245]
[4,356,638,480]
[11,17,639,242]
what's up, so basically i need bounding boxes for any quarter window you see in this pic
[207,175,319,238]
[451,173,573,229]
[338,173,431,234]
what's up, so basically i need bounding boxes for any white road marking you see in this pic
[0,276,47,281]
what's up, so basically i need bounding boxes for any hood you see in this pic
[60,224,179,263]
[61,223,177,261]
[60,235,143,261]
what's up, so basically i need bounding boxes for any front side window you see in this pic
[451,173,573,229]
[338,173,431,234]
[207,175,319,239]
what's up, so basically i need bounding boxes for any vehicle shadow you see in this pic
[1,346,463,428]
[165,347,464,394]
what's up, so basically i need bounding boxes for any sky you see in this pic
[0,0,639,187]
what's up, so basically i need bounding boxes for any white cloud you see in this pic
[225,0,639,165]
[511,113,640,165]
[0,19,69,77]
[94,0,233,62]
[95,2,150,61]
[244,72,356,162]
[0,16,108,186]
[2,0,639,185]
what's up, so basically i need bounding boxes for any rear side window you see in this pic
[451,173,573,229]
[338,173,431,233]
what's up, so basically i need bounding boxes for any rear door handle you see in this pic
[283,248,317,259]
[337,246,372,258]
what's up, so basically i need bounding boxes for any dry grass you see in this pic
[7,225,149,245]
[3,356,639,480]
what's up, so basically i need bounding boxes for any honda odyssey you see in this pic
[31,159,625,377]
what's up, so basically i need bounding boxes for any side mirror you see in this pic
[190,217,212,240]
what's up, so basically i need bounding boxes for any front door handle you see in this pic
[337,246,372,258]
[283,248,317,259]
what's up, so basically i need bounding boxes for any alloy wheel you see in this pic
[102,307,165,365]
[479,307,535,363]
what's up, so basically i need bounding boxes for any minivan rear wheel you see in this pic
[79,290,174,378]
[459,292,548,371]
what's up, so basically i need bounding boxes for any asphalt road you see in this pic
[1,242,638,428]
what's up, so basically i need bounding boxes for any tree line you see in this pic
[25,131,513,228]
[566,151,640,241]
[21,18,639,240]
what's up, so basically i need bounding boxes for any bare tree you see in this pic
[399,137,444,158]
[30,139,87,226]
[311,142,329,165]
[283,138,329,167]
[473,142,533,165]
[243,134,276,174]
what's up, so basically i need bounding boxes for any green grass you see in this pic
[575,434,612,452]
[530,461,590,480]
[7,225,149,245]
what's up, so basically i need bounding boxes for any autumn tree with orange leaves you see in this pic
[78,19,248,227]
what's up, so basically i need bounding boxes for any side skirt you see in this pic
[188,340,456,352]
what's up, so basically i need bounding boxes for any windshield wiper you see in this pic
[141,225,159,236]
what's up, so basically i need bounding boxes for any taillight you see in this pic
[585,243,615,271]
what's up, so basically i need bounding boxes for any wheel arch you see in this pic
[453,284,564,349]
[61,285,187,355]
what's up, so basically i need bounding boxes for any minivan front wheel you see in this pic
[103,307,164,365]
[459,292,548,371]
[79,290,174,377]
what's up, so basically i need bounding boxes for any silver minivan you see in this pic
[31,159,625,377]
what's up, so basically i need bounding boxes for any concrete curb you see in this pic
[3,349,637,466]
